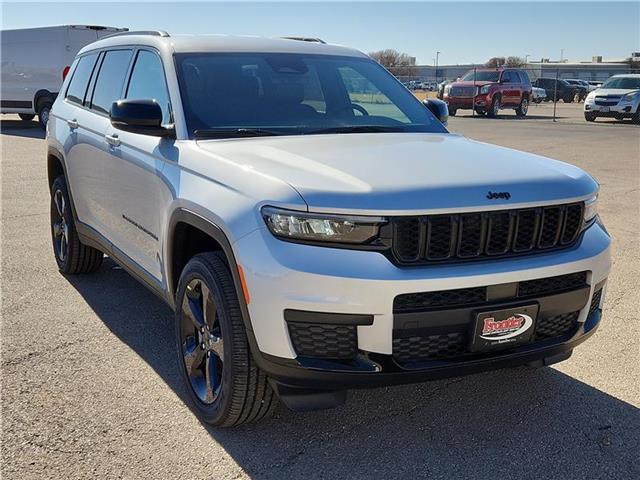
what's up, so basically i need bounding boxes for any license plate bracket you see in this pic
[470,304,539,352]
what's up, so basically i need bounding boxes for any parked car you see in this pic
[0,25,126,129]
[584,73,640,123]
[564,79,589,101]
[443,68,533,117]
[532,86,547,103]
[588,80,603,89]
[532,78,581,103]
[48,31,610,426]
[437,80,450,99]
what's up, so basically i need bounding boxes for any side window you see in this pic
[338,66,410,123]
[66,53,99,105]
[126,50,171,124]
[90,49,133,115]
[520,71,531,85]
[501,71,513,83]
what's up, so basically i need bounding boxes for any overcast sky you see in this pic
[2,1,639,65]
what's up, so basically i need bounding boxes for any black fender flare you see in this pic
[34,89,56,111]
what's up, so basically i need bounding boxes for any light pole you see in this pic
[525,54,530,65]
[435,51,441,84]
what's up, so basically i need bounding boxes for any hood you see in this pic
[450,80,494,87]
[592,88,638,96]
[196,133,597,215]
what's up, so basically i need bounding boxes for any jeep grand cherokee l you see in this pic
[443,68,532,117]
[47,31,611,426]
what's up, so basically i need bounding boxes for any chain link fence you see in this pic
[388,64,640,122]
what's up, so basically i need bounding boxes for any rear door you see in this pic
[100,48,175,281]
[61,51,107,230]
[78,48,134,237]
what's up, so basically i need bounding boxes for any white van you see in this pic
[1,25,127,128]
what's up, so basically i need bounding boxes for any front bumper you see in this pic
[585,99,638,116]
[444,94,491,109]
[233,222,611,388]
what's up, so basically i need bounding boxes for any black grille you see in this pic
[393,310,581,363]
[518,272,588,298]
[534,311,579,340]
[589,288,603,316]
[394,286,486,313]
[450,86,476,97]
[393,333,466,363]
[394,271,588,314]
[391,203,584,265]
[287,323,357,360]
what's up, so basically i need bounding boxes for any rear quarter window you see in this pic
[90,49,133,115]
[65,53,99,105]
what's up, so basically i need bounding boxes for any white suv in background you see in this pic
[47,31,611,426]
[584,74,640,123]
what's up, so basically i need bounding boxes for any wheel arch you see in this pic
[34,89,55,111]
[47,146,65,190]
[166,209,246,313]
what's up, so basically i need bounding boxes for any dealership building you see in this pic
[410,53,639,83]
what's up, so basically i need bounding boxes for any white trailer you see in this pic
[1,25,127,128]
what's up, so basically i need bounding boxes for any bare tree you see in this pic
[505,56,526,67]
[369,49,416,77]
[485,57,506,68]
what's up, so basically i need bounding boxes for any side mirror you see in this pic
[110,99,174,137]
[423,98,449,126]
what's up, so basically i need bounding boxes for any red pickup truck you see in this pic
[443,68,533,117]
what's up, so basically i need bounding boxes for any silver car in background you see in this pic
[584,74,640,123]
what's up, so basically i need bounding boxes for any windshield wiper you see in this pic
[194,128,285,139]
[306,125,408,135]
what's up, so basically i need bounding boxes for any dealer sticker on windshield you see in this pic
[470,304,539,352]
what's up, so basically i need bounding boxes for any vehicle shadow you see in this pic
[67,257,639,479]
[0,119,45,139]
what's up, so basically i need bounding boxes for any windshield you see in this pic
[460,70,500,82]
[601,77,640,90]
[175,53,447,137]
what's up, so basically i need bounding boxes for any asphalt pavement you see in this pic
[2,106,639,479]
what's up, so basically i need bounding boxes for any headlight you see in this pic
[479,84,491,94]
[622,91,639,101]
[584,195,598,224]
[262,207,386,244]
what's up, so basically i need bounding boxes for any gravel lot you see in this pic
[2,106,639,479]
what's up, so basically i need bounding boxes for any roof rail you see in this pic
[282,36,326,44]
[104,30,170,39]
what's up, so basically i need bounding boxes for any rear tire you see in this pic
[18,113,35,121]
[37,99,53,130]
[50,176,103,274]
[175,252,276,427]
[563,94,574,103]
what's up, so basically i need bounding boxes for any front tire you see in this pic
[632,106,640,124]
[50,176,103,274]
[487,95,500,117]
[584,112,597,122]
[175,252,276,427]
[448,107,457,116]
[18,113,35,121]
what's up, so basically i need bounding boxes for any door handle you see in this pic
[105,133,121,147]
[67,119,78,129]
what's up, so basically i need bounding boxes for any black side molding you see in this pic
[284,309,374,326]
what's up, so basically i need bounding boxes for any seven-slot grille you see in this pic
[391,203,583,265]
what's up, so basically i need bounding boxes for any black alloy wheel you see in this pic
[180,278,224,405]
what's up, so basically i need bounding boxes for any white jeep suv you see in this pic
[47,31,611,426]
